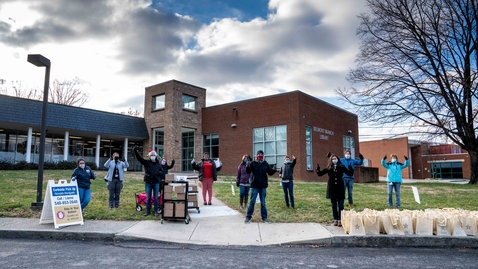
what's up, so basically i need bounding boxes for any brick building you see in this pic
[360,137,470,179]
[0,79,361,181]
[142,80,360,181]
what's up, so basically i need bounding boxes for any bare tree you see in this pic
[121,108,143,117]
[11,80,41,99]
[48,79,88,106]
[337,0,478,183]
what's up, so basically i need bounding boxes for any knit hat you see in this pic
[148,150,157,156]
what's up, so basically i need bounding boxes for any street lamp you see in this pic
[27,54,51,210]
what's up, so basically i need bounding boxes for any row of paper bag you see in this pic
[341,208,478,236]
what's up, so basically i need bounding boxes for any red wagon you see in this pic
[135,191,163,212]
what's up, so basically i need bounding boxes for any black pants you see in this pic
[107,178,123,208]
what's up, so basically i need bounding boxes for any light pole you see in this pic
[27,54,51,210]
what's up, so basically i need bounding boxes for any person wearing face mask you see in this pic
[236,154,252,210]
[104,152,129,209]
[133,146,164,216]
[381,154,409,209]
[328,150,364,208]
[192,152,222,205]
[279,155,297,209]
[244,150,276,224]
[316,154,354,227]
[71,158,97,211]
[160,157,175,176]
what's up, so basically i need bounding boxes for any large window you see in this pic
[343,136,355,157]
[154,128,164,157]
[431,162,463,179]
[153,94,165,110]
[203,134,219,159]
[182,94,196,111]
[306,125,312,170]
[253,125,287,167]
[181,130,195,171]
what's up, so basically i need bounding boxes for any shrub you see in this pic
[0,160,13,170]
[13,161,38,170]
[57,161,76,170]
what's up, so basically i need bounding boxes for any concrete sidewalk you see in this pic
[0,178,476,247]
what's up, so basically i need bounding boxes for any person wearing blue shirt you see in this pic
[329,150,364,208]
[71,158,97,211]
[381,154,410,209]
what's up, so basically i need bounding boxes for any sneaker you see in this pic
[244,218,251,224]
[333,221,338,226]
[204,202,207,205]
[262,218,271,224]
[154,212,159,216]
[143,212,150,216]
[208,202,212,205]
[239,205,244,210]
[337,221,342,227]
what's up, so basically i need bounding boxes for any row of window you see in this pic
[153,94,197,111]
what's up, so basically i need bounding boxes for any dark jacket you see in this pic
[279,159,296,181]
[236,163,251,186]
[161,160,175,180]
[133,149,163,184]
[192,159,222,181]
[71,166,96,189]
[316,164,353,200]
[246,160,276,188]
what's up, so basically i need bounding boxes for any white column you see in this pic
[26,127,32,163]
[123,138,129,161]
[64,131,69,161]
[96,135,101,168]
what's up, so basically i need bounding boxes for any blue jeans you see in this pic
[145,182,159,213]
[343,178,354,205]
[331,199,344,221]
[281,181,294,207]
[388,182,401,208]
[246,188,267,220]
[78,187,91,210]
[239,185,250,199]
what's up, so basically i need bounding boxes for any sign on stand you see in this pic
[40,179,83,229]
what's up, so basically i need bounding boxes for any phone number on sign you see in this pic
[54,200,79,206]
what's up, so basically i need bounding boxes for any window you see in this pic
[182,94,196,111]
[306,125,312,170]
[153,94,165,110]
[203,134,219,159]
[181,130,195,171]
[343,136,355,157]
[154,128,164,157]
[253,125,287,167]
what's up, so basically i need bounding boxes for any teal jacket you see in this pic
[381,158,409,183]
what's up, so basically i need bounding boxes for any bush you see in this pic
[0,160,13,170]
[13,161,38,170]
[57,161,76,170]
[86,161,97,170]
[43,162,58,170]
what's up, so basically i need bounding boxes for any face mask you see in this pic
[243,159,248,163]
[150,156,156,161]
[79,164,85,169]
[332,159,338,164]
[257,155,263,161]
[161,161,166,165]
[285,160,290,164]
[114,156,119,161]
[392,159,397,163]
[345,154,351,159]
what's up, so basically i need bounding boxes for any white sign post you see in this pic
[411,186,421,204]
[40,179,84,229]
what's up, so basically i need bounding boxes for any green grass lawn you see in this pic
[0,170,476,224]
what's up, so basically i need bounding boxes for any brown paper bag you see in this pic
[452,218,467,237]
[400,213,413,235]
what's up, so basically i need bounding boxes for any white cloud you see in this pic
[0,0,368,115]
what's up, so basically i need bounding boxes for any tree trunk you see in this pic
[469,151,478,184]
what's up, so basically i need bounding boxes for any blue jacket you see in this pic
[104,159,129,181]
[381,158,410,183]
[340,157,363,180]
[71,166,96,189]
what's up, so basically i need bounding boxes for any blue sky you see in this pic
[0,0,396,140]
[151,0,270,23]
